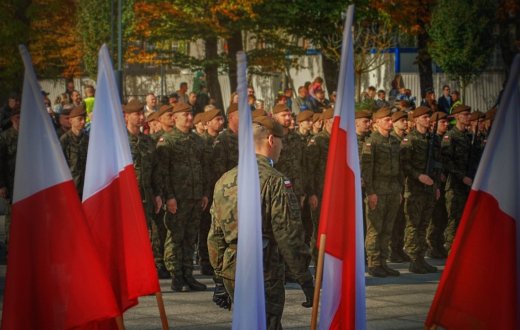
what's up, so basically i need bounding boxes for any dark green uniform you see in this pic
[0,127,18,248]
[441,127,478,252]
[156,128,208,280]
[295,129,313,245]
[208,154,313,329]
[60,130,89,197]
[361,131,402,270]
[357,132,370,259]
[212,129,239,184]
[275,131,305,198]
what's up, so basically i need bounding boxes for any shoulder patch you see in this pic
[402,138,408,144]
[308,139,316,146]
[284,180,293,189]
[159,137,164,142]
[443,135,450,141]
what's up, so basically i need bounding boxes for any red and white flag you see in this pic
[82,44,159,317]
[1,45,119,330]
[317,5,366,330]
[425,54,520,329]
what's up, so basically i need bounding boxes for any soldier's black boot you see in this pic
[184,275,207,291]
[157,264,170,279]
[368,266,387,278]
[200,264,214,276]
[408,260,428,274]
[171,275,190,292]
[419,258,438,273]
[381,263,400,276]
[388,250,404,263]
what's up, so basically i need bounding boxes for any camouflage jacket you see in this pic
[0,127,18,198]
[208,154,312,284]
[400,129,441,196]
[212,129,239,184]
[274,130,305,197]
[306,129,330,197]
[441,126,478,191]
[361,131,403,195]
[156,127,208,200]
[60,130,89,196]
[128,130,160,206]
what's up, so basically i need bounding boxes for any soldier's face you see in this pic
[299,119,312,132]
[356,118,371,133]
[274,111,291,128]
[174,111,193,132]
[60,114,71,128]
[437,119,449,134]
[70,116,86,131]
[159,112,174,128]
[208,115,225,132]
[456,111,471,126]
[415,114,431,130]
[393,117,408,131]
[377,117,393,132]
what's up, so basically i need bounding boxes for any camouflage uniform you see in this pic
[212,129,239,184]
[388,130,407,261]
[295,130,312,245]
[441,127,478,252]
[60,130,89,197]
[275,131,305,199]
[208,154,313,329]
[156,128,208,279]
[400,130,440,271]
[361,131,402,270]
[0,127,18,248]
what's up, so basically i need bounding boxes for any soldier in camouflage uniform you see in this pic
[441,105,478,253]
[469,110,487,175]
[306,108,334,261]
[55,104,73,138]
[212,103,239,183]
[156,102,209,292]
[427,111,449,258]
[193,112,206,136]
[361,107,403,277]
[388,111,411,263]
[0,109,20,249]
[311,113,323,135]
[60,105,89,198]
[400,107,439,273]
[198,109,224,275]
[208,116,314,328]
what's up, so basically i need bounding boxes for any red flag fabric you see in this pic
[425,54,520,329]
[317,5,366,330]
[1,45,119,330]
[82,44,159,316]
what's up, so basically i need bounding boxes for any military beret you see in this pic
[470,110,485,121]
[123,99,144,113]
[172,102,192,114]
[272,104,291,114]
[205,108,222,122]
[373,107,392,120]
[146,111,159,122]
[156,104,173,118]
[391,111,407,122]
[431,111,447,122]
[355,110,372,120]
[253,116,284,138]
[252,108,267,118]
[484,107,497,121]
[297,110,314,122]
[69,105,86,118]
[61,104,74,116]
[412,106,432,118]
[228,103,238,115]
[451,104,471,115]
[312,113,322,122]
[322,107,334,120]
[193,112,205,125]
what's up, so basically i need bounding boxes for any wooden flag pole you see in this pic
[155,292,170,330]
[310,233,327,330]
[115,315,126,330]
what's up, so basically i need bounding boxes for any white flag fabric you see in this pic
[232,51,266,330]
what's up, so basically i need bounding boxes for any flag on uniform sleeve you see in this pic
[82,44,159,316]
[1,45,119,330]
[232,51,266,330]
[316,5,367,330]
[425,54,520,329]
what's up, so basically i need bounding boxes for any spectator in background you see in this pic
[188,92,204,115]
[227,92,239,116]
[389,74,405,101]
[437,85,452,114]
[293,86,312,114]
[168,93,178,106]
[310,88,330,112]
[71,90,83,107]
[177,82,189,104]
[421,88,437,109]
[284,88,294,110]
[196,86,210,110]
[0,93,20,132]
[144,92,158,117]
[65,80,75,99]
[329,91,337,106]
[375,89,390,109]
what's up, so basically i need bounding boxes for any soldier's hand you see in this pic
[212,283,232,310]
[0,187,7,199]
[462,176,473,186]
[367,194,378,210]
[309,195,318,210]
[166,198,178,214]
[418,174,434,186]
[154,196,163,214]
[201,196,209,211]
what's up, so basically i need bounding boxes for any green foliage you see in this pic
[429,0,497,89]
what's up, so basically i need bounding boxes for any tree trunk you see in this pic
[322,54,339,98]
[416,30,434,100]
[226,30,243,93]
[205,36,223,110]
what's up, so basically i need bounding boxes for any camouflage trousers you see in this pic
[309,201,321,265]
[444,189,469,252]
[198,204,212,268]
[301,197,313,246]
[151,209,167,268]
[163,199,202,277]
[404,193,435,261]
[389,198,405,255]
[365,194,400,267]
[224,278,285,330]
[427,189,448,252]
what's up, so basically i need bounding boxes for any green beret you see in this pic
[228,103,238,115]
[193,112,205,125]
[297,110,314,122]
[470,110,485,121]
[172,102,192,114]
[61,104,74,116]
[69,105,86,118]
[253,116,284,138]
[146,111,159,122]
[355,110,372,120]
[123,99,144,113]
[312,113,322,122]
[373,107,392,120]
[272,104,291,114]
[156,104,173,118]
[252,108,267,118]
[391,110,407,122]
[451,105,471,115]
[205,108,222,122]
[322,107,334,120]
[431,111,447,122]
[412,106,432,119]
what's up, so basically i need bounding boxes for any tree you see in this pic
[428,0,496,101]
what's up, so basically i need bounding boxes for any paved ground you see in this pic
[0,212,445,329]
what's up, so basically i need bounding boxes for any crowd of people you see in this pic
[0,75,498,328]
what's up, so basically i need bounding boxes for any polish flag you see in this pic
[1,46,119,330]
[317,5,366,330]
[425,54,520,328]
[82,44,159,315]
